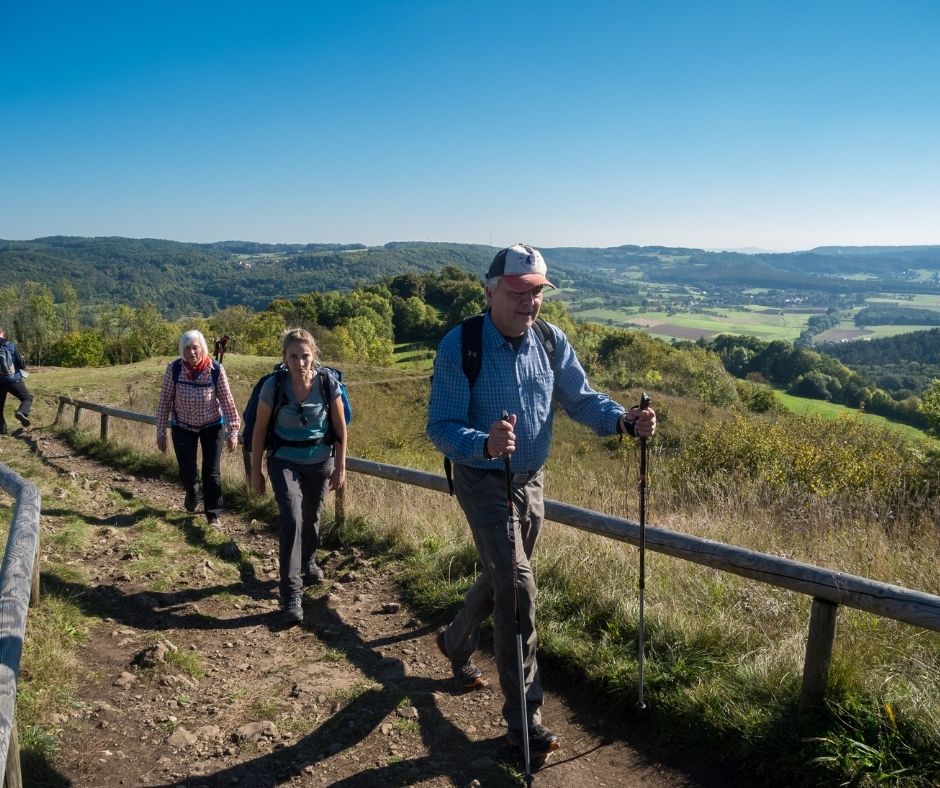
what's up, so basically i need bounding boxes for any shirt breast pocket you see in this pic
[529,371,554,423]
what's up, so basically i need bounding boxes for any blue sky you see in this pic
[2,1,938,251]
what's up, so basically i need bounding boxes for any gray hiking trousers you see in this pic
[441,464,545,729]
[267,455,334,599]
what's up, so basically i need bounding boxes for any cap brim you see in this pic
[501,274,556,292]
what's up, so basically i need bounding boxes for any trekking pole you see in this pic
[501,410,532,785]
[636,392,651,711]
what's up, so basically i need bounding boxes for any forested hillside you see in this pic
[819,328,940,395]
[0,237,495,317]
[4,237,940,320]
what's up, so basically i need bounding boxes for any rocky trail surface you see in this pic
[11,429,739,787]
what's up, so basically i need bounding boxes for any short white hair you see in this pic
[179,330,209,357]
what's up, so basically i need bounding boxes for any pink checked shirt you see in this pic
[155,361,241,438]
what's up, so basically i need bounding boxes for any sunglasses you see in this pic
[297,404,308,426]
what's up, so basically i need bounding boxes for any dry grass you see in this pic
[19,355,940,784]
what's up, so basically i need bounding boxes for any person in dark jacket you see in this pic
[0,327,33,434]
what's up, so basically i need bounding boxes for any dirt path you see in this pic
[19,430,739,787]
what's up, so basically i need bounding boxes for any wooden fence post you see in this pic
[799,597,839,712]
[54,399,66,426]
[72,407,82,427]
[100,414,110,442]
[3,721,22,788]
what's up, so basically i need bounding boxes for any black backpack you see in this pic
[441,312,557,493]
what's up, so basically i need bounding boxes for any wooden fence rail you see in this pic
[0,463,42,787]
[57,396,940,714]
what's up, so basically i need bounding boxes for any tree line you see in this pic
[4,263,940,437]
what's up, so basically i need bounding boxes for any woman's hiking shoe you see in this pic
[303,559,325,584]
[506,724,560,759]
[436,629,484,689]
[280,593,303,625]
[184,485,200,513]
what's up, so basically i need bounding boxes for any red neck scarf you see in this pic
[183,355,212,379]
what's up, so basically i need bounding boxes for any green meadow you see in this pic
[773,389,940,446]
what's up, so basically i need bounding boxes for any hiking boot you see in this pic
[184,485,200,513]
[280,593,303,625]
[507,724,560,759]
[436,629,484,689]
[207,514,220,526]
[303,559,325,584]
[14,411,30,428]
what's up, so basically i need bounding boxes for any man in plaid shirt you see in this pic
[428,244,656,764]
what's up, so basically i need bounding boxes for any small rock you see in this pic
[168,726,197,748]
[220,540,241,561]
[194,725,222,741]
[396,706,418,720]
[133,639,177,668]
[113,671,137,688]
[233,721,278,741]
[381,602,400,614]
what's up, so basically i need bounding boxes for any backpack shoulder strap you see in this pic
[264,368,289,448]
[270,367,287,415]
[171,358,183,385]
[532,318,557,369]
[319,367,333,410]
[460,313,485,389]
[210,360,221,387]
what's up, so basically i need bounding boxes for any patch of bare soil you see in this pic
[26,431,741,787]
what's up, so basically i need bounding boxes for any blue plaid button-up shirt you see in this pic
[427,312,626,472]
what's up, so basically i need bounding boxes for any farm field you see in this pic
[815,321,939,343]
[570,306,816,342]
[865,293,940,308]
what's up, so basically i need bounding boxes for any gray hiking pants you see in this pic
[442,464,545,729]
[268,455,334,599]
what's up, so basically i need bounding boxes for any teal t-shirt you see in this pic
[260,370,340,464]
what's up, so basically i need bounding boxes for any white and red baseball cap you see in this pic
[486,243,556,292]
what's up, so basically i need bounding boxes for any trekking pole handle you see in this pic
[500,410,513,458]
[639,392,651,412]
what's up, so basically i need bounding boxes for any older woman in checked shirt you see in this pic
[156,330,240,525]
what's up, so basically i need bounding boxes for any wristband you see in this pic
[483,436,493,459]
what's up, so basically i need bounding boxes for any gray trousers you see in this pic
[442,464,545,729]
[268,456,334,599]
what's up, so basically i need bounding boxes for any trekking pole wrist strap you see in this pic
[618,412,638,437]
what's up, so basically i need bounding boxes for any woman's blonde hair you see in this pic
[281,327,321,363]
[179,330,209,357]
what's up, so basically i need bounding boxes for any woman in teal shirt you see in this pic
[250,328,347,625]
